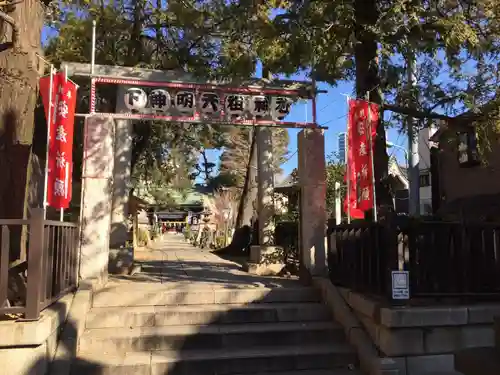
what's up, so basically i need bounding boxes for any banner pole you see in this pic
[346,96,351,224]
[59,67,70,222]
[366,91,378,222]
[42,65,55,220]
[91,20,96,75]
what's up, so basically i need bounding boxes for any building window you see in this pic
[457,129,480,167]
[419,172,430,187]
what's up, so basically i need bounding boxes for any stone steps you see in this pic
[85,302,331,328]
[79,321,344,353]
[73,284,359,375]
[91,286,321,307]
[73,344,358,375]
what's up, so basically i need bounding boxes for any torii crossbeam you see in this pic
[62,62,326,129]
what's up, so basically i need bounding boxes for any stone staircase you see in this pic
[71,283,361,375]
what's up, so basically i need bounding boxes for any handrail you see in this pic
[0,219,30,225]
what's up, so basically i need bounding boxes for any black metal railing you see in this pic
[327,219,500,300]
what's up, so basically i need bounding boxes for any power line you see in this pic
[318,99,339,113]
[282,149,298,163]
[320,112,348,126]
[388,131,403,160]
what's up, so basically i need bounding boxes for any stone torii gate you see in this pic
[62,62,327,285]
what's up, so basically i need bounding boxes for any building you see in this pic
[388,157,409,214]
[417,124,438,215]
[429,122,500,220]
[338,132,347,164]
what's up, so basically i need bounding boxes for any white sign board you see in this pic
[391,271,410,300]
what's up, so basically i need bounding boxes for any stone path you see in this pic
[113,233,301,289]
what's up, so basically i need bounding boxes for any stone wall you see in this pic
[0,282,93,375]
[313,278,500,375]
[338,286,499,374]
[453,315,500,375]
[0,295,71,375]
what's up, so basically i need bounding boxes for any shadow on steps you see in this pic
[31,256,360,375]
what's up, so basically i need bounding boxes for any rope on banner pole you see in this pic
[89,78,96,114]
[366,91,378,222]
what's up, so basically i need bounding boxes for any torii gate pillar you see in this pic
[79,115,115,284]
[109,85,133,248]
[256,127,275,245]
[298,128,327,278]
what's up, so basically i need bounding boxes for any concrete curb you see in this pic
[48,281,94,375]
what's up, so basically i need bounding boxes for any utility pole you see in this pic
[407,53,420,216]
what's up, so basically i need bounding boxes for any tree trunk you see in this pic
[235,129,258,229]
[354,0,394,220]
[216,129,258,254]
[0,1,45,260]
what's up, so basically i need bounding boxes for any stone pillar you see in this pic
[298,128,327,277]
[79,116,114,284]
[109,86,133,248]
[245,127,284,275]
[256,127,275,245]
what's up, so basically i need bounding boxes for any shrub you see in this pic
[184,224,191,240]
[137,228,150,246]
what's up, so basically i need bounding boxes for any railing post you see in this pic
[383,221,399,302]
[75,223,81,288]
[0,226,10,308]
[25,208,45,320]
[386,219,410,305]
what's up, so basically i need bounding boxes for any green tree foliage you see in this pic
[227,0,499,125]
[220,0,500,215]
[325,154,346,219]
[42,0,289,208]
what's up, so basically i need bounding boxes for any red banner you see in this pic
[40,72,78,209]
[344,98,379,217]
[344,130,364,219]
